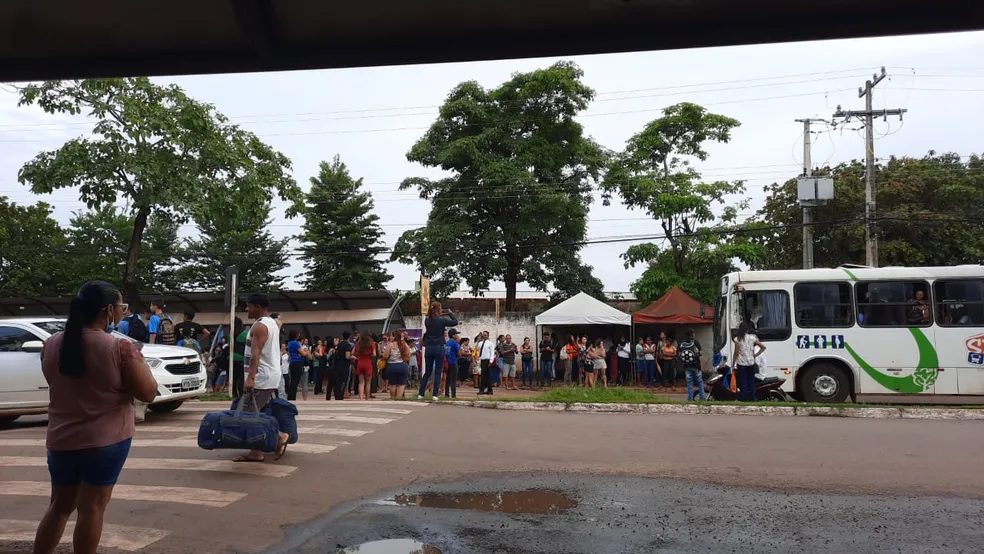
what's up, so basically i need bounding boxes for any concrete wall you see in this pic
[403,312,536,344]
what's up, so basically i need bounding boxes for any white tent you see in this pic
[535,292,632,326]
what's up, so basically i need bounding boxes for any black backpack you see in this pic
[125,314,148,342]
[679,341,699,365]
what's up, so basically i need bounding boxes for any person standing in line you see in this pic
[444,329,461,398]
[642,336,657,387]
[278,342,289,399]
[617,336,631,386]
[417,302,458,400]
[732,321,766,402]
[407,337,419,386]
[583,339,602,388]
[659,332,678,389]
[519,337,534,388]
[174,310,209,347]
[234,293,290,462]
[382,331,410,399]
[147,299,176,345]
[475,331,496,395]
[32,281,158,554]
[285,331,309,401]
[353,330,376,400]
[538,332,554,389]
[564,335,579,386]
[634,337,645,386]
[378,334,390,395]
[228,317,247,398]
[458,337,473,391]
[497,334,518,391]
[679,328,706,401]
[327,333,353,401]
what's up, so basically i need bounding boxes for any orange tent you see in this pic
[633,286,715,325]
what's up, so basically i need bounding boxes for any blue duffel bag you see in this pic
[198,396,280,452]
[228,396,299,445]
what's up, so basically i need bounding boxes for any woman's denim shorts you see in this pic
[47,437,132,487]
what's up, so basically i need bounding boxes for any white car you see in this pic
[0,317,207,423]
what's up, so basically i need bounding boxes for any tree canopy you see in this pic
[391,61,607,309]
[178,192,290,292]
[0,198,73,296]
[299,155,391,291]
[752,152,984,269]
[601,102,761,305]
[17,78,301,302]
[66,205,181,295]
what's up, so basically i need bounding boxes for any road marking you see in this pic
[0,438,340,455]
[0,456,297,478]
[0,481,246,507]
[165,413,395,425]
[0,519,168,551]
[137,425,371,437]
[178,405,414,415]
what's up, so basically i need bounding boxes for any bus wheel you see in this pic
[801,364,850,403]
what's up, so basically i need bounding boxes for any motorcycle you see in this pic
[705,360,790,402]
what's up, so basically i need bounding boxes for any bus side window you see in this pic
[738,290,791,341]
[934,280,984,326]
[856,281,932,328]
[794,282,854,328]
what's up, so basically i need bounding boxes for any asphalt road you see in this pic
[1,401,982,553]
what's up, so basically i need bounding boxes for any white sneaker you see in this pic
[417,395,425,400]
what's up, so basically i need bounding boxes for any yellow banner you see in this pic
[420,275,430,317]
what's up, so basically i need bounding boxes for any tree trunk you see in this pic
[123,205,150,306]
[504,260,519,312]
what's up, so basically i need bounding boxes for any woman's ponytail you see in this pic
[59,280,121,378]
[60,297,87,377]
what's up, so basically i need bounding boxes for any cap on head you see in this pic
[448,329,459,338]
[246,293,270,308]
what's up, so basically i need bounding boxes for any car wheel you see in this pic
[800,364,850,403]
[148,400,184,413]
[0,415,20,425]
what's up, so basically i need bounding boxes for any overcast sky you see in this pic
[2,31,983,294]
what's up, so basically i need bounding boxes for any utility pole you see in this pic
[832,67,906,267]
[795,118,825,269]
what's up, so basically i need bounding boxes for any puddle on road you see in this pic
[339,539,441,553]
[390,489,576,515]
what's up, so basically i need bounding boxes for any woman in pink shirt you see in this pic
[33,281,158,554]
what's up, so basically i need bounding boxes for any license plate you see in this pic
[181,377,200,389]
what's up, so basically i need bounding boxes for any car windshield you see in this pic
[32,321,66,334]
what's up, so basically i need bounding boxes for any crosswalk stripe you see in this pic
[0,438,341,455]
[0,481,245,507]
[136,425,371,437]
[177,405,414,415]
[0,456,297,478]
[0,519,168,551]
[165,413,395,425]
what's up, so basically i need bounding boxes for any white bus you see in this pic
[713,265,984,402]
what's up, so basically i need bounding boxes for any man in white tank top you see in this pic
[235,293,289,462]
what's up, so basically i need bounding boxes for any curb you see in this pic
[441,400,984,420]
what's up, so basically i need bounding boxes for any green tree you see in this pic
[547,261,606,306]
[16,78,301,303]
[66,205,182,295]
[0,198,73,296]
[178,192,290,292]
[391,61,607,310]
[753,152,984,269]
[601,102,761,304]
[298,155,391,290]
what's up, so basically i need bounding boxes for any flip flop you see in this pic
[232,455,264,463]
[273,436,289,461]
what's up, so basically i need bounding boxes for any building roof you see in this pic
[0,290,403,327]
[633,286,714,325]
[1,1,980,81]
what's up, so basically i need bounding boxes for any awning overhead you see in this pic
[535,292,631,327]
[633,286,714,325]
